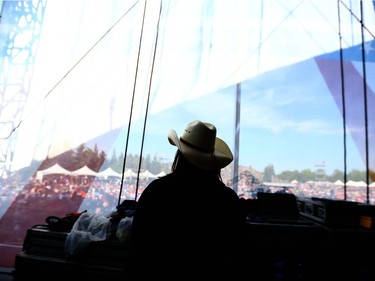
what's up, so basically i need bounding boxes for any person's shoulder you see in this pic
[140,173,174,194]
[221,183,241,198]
[148,172,173,185]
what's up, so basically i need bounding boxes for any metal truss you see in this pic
[0,0,46,178]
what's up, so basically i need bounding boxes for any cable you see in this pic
[134,0,163,201]
[4,0,141,140]
[257,0,264,75]
[359,1,370,204]
[118,0,148,206]
[339,0,375,40]
[337,0,348,200]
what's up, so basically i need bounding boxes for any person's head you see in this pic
[168,120,233,173]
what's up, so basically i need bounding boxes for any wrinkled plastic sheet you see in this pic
[64,212,112,258]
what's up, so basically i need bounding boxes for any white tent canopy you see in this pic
[333,180,344,186]
[97,167,122,178]
[70,165,97,176]
[155,171,167,178]
[124,168,137,178]
[139,170,157,179]
[39,163,72,176]
[346,180,367,187]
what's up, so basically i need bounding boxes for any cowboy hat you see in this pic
[168,120,233,170]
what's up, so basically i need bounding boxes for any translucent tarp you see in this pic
[0,0,374,267]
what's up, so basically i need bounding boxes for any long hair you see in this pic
[171,150,223,181]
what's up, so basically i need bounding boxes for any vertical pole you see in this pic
[233,83,241,193]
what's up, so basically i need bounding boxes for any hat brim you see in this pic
[168,129,233,170]
[168,129,181,150]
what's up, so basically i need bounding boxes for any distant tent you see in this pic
[155,171,166,177]
[356,181,368,187]
[333,180,344,186]
[39,163,72,176]
[140,170,157,179]
[346,180,367,187]
[70,165,97,176]
[124,168,137,179]
[97,167,122,178]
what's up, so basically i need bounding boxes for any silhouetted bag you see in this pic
[46,210,87,232]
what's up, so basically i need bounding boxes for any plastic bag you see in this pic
[64,212,112,258]
[116,216,133,243]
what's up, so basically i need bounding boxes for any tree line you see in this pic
[262,164,369,183]
[38,144,171,175]
[14,144,369,184]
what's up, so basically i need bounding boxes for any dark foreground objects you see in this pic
[127,120,247,279]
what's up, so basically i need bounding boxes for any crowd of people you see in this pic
[0,120,374,262]
[0,165,374,248]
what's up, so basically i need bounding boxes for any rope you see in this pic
[118,0,148,206]
[359,1,370,204]
[337,0,348,200]
[5,1,141,140]
[134,0,163,201]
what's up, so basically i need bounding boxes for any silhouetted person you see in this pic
[127,120,246,279]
